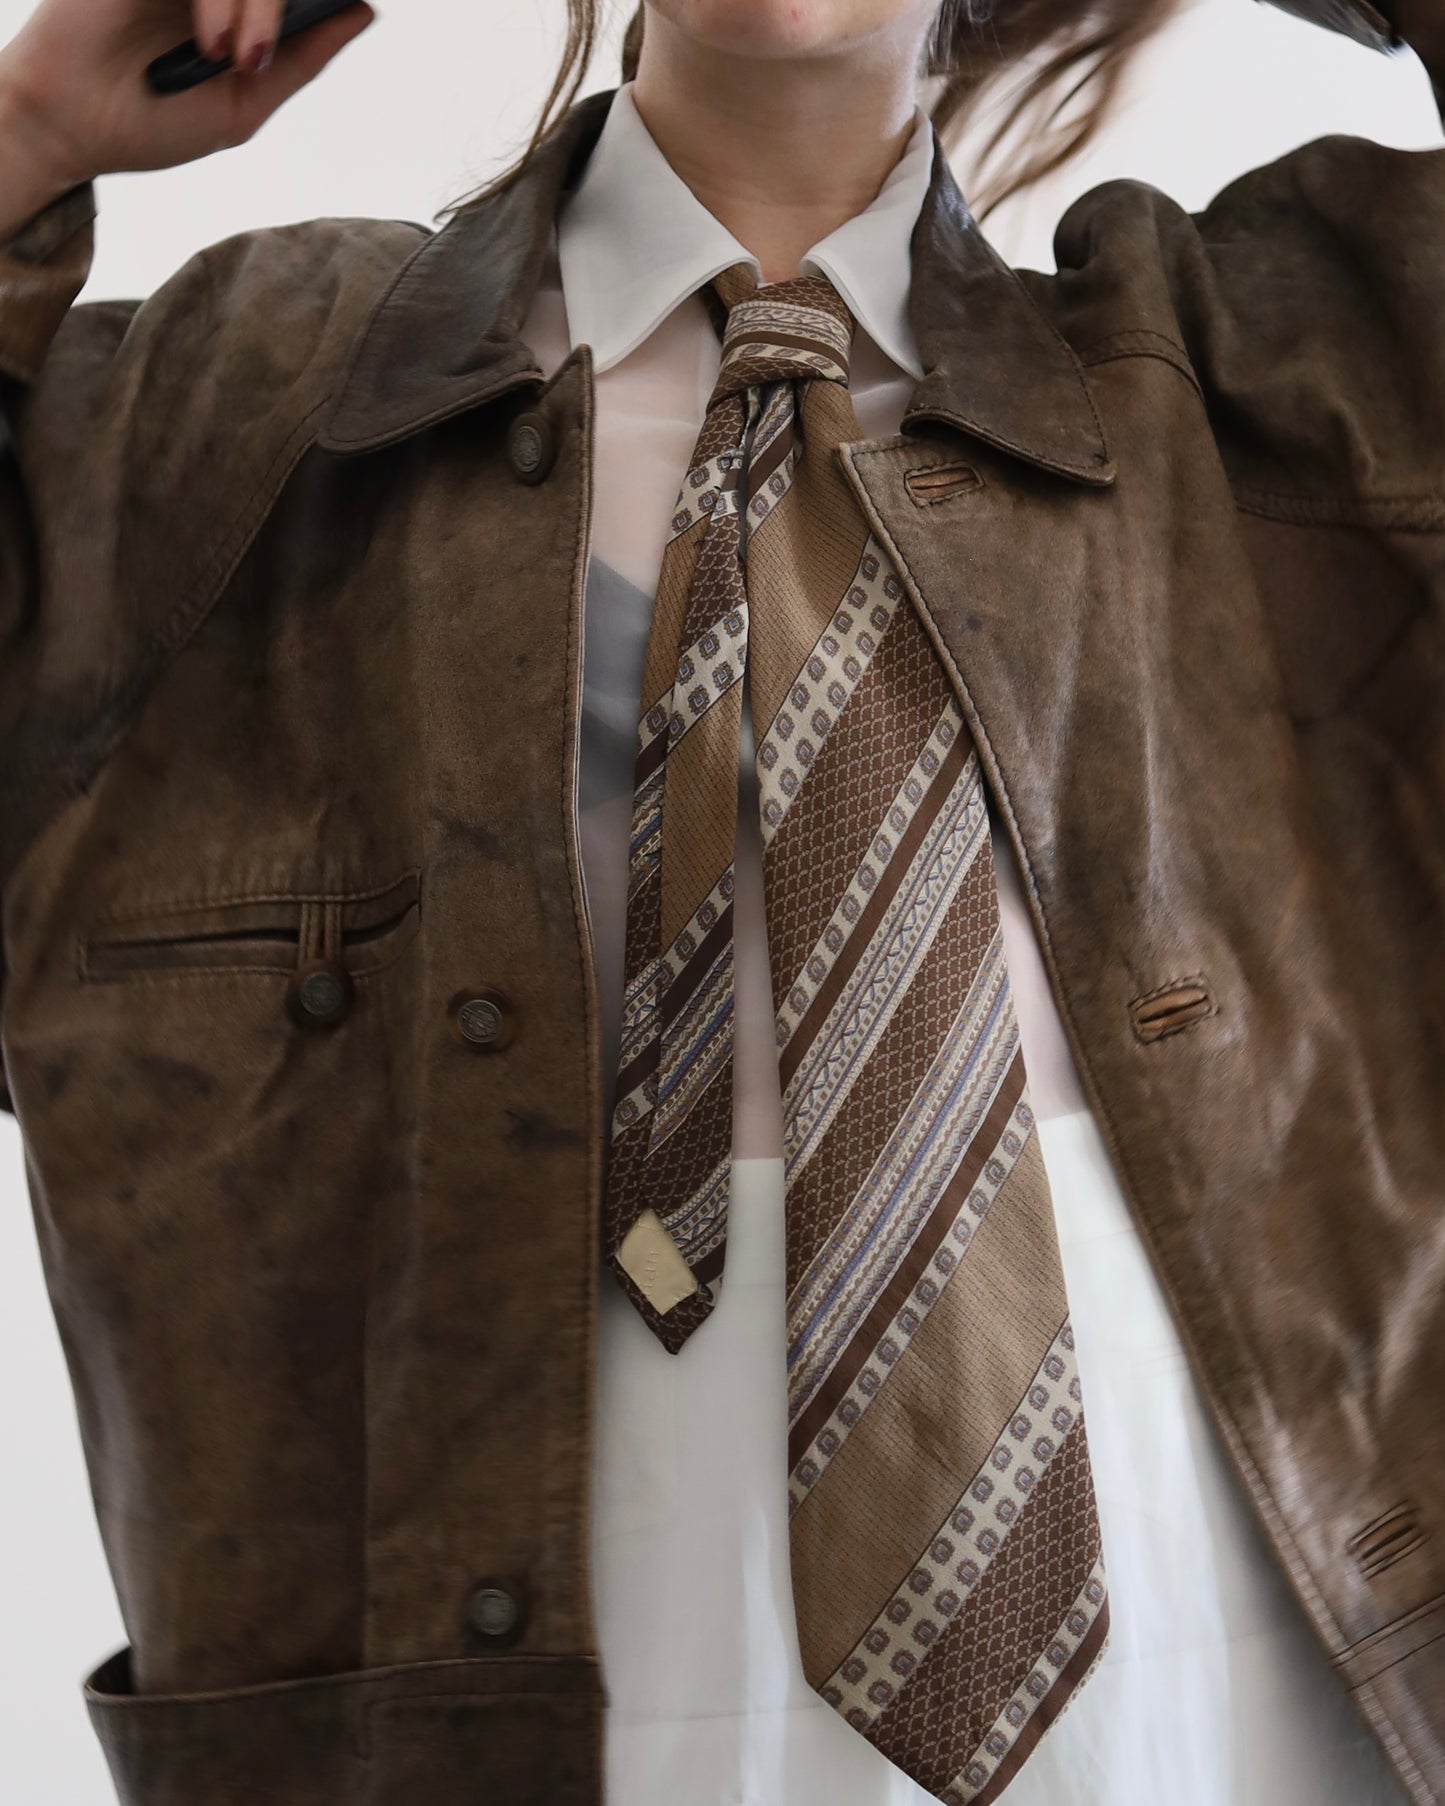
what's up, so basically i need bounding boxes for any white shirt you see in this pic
[519,80,1407,1806]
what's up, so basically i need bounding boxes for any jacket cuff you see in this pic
[84,1646,606,1806]
[0,178,96,384]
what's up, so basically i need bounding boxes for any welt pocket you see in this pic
[79,871,421,983]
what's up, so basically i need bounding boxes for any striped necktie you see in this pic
[601,260,1110,1803]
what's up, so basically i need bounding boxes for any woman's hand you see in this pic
[0,0,376,238]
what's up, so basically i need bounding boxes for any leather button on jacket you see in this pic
[508,409,557,484]
[287,958,355,1029]
[0,44,1441,1806]
[450,986,518,1050]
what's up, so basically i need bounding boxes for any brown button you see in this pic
[464,1578,527,1650]
[286,958,354,1030]
[507,410,555,485]
[449,986,517,1052]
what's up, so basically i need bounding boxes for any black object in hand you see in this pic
[1255,0,1401,49]
[145,0,365,94]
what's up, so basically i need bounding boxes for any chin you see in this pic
[648,0,924,59]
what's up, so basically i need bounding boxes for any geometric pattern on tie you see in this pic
[600,259,1110,1804]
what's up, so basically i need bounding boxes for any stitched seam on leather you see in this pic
[75,940,417,987]
[1350,1620,1445,1687]
[1234,487,1445,531]
[1353,1673,1439,1806]
[982,257,1114,468]
[1058,347,1445,529]
[1079,346,1203,398]
[314,222,435,446]
[84,1649,600,1705]
[124,397,331,679]
[324,360,544,453]
[1076,331,1202,399]
[1078,327,1187,360]
[92,1689,596,1755]
[87,869,423,929]
[1340,1589,1445,1656]
[906,402,1111,480]
[320,237,541,452]
[840,435,1350,1654]
[550,342,603,1658]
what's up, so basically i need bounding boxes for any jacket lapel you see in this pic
[317,90,613,454]
[904,138,1114,485]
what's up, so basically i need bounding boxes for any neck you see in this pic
[631,13,924,284]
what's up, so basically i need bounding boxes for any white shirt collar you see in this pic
[556,82,933,379]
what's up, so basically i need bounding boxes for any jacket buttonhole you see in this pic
[903,462,985,506]
[1346,1500,1427,1581]
[1128,976,1214,1043]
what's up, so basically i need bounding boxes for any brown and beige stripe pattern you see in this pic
[601,261,1109,1802]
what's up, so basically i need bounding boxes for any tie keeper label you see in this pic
[618,1209,701,1314]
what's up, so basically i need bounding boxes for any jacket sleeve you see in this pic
[0,181,140,1111]
[0,179,108,381]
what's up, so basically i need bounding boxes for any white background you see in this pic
[0,1,1439,1800]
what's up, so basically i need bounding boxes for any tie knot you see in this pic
[707,261,855,405]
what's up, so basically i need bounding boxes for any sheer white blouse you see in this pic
[517,79,1406,1806]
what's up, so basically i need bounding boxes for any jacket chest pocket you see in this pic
[78,870,421,1030]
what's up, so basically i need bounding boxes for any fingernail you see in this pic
[246,39,273,73]
[207,26,232,61]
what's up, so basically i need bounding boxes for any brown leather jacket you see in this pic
[1,18,1442,1806]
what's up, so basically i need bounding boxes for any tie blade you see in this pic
[607,1203,721,1355]
[730,289,1110,1796]
[793,1312,1109,1800]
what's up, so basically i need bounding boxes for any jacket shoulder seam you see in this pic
[1074,335,1445,529]
[1075,328,1201,399]
[1234,487,1445,532]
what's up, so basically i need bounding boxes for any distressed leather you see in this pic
[0,43,1441,1806]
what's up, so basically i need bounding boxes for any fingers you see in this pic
[221,3,376,139]
[190,0,286,71]
[234,0,287,73]
[192,0,238,63]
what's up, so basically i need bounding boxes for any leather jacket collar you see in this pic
[318,85,1115,486]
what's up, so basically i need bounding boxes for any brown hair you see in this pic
[440,0,1178,223]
